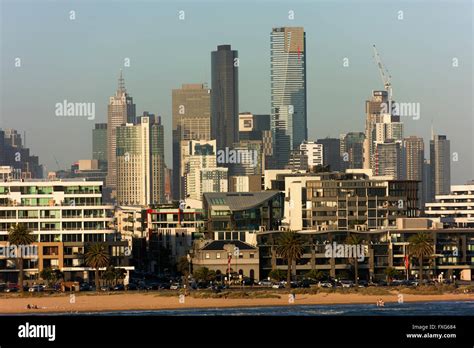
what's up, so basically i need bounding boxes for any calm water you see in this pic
[16,300,474,316]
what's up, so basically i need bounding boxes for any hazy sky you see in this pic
[1,0,472,184]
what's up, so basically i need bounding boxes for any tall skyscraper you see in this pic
[270,27,307,168]
[211,45,239,152]
[403,136,424,181]
[172,84,211,199]
[430,134,451,198]
[403,136,425,209]
[340,132,365,170]
[364,91,402,171]
[106,71,136,192]
[92,123,108,170]
[316,137,341,171]
[116,114,164,206]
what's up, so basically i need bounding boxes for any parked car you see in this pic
[258,280,272,287]
[5,285,19,293]
[113,284,125,291]
[242,278,255,286]
[318,281,333,288]
[28,285,44,292]
[170,283,180,290]
[100,285,112,292]
[357,280,368,288]
[340,280,354,288]
[159,283,171,290]
[272,282,284,289]
[80,283,92,291]
[126,283,138,291]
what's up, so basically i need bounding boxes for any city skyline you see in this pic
[0,0,472,184]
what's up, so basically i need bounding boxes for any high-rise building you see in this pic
[270,27,307,168]
[364,91,402,170]
[402,136,425,209]
[182,140,228,201]
[238,113,271,141]
[106,71,136,191]
[211,45,239,152]
[92,123,108,170]
[430,134,451,198]
[0,128,43,178]
[340,132,364,170]
[374,140,402,179]
[172,84,211,199]
[402,136,424,181]
[300,141,323,169]
[116,114,165,206]
[423,159,433,204]
[316,137,341,171]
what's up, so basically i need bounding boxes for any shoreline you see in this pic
[1,291,473,314]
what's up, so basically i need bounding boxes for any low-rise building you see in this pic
[192,239,259,280]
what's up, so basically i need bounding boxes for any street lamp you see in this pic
[186,253,192,290]
[453,275,457,286]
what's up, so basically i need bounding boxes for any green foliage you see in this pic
[268,269,286,281]
[193,267,216,282]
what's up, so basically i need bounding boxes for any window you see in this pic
[205,253,210,259]
[249,253,255,259]
[216,253,221,259]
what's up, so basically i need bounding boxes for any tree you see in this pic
[276,231,304,288]
[345,233,363,285]
[268,269,286,282]
[114,268,127,285]
[408,232,434,281]
[40,268,53,286]
[177,256,190,276]
[193,267,216,282]
[8,224,35,292]
[304,269,326,281]
[85,243,110,290]
[384,267,399,285]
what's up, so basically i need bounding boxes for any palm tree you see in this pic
[8,224,35,292]
[85,243,110,290]
[345,233,363,285]
[276,231,304,288]
[408,232,434,281]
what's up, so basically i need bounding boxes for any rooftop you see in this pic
[203,191,281,211]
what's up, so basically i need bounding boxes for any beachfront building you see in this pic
[191,239,259,281]
[266,170,419,231]
[202,191,284,245]
[0,179,133,284]
[425,183,474,228]
[257,218,474,281]
[143,205,205,274]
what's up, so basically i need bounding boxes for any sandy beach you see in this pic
[1,291,473,314]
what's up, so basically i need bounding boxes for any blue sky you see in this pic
[1,0,472,183]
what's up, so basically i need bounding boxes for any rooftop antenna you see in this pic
[118,69,126,93]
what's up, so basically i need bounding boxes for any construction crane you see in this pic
[53,155,61,171]
[372,44,392,109]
